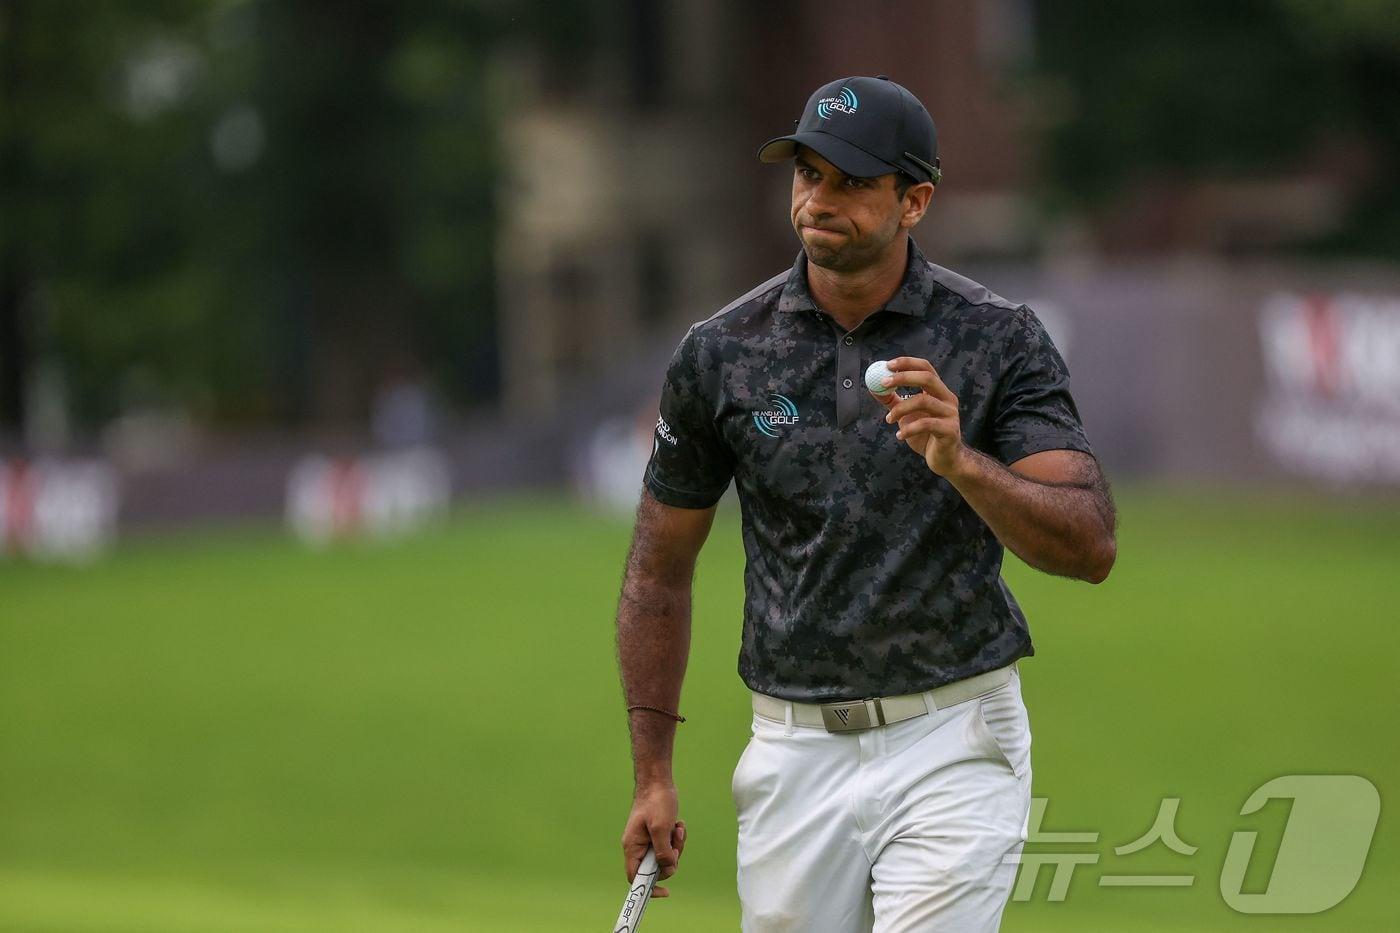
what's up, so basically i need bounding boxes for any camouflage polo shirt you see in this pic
[644,238,1094,702]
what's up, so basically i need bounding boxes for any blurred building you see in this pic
[495,0,1038,417]
[496,0,1400,496]
[6,0,1397,541]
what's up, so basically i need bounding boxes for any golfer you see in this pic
[616,75,1117,931]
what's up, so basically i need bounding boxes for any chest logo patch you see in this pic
[753,394,800,438]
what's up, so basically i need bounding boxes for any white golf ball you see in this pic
[865,360,895,395]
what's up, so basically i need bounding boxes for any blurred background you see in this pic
[2,1,1397,930]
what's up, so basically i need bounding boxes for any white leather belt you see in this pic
[751,663,1016,733]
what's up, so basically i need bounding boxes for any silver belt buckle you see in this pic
[820,698,882,732]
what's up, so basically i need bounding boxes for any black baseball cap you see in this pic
[758,75,941,184]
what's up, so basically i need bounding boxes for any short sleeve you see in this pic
[644,326,734,508]
[990,306,1095,465]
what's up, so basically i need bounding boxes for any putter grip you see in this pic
[613,847,660,932]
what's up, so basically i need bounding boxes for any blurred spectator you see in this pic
[371,359,436,449]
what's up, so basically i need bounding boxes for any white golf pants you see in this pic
[732,667,1032,932]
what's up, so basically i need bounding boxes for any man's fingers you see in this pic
[884,369,956,402]
[648,821,680,879]
[621,813,650,880]
[673,820,687,857]
[870,388,898,409]
[883,395,955,424]
[882,396,952,424]
[622,841,647,882]
[896,416,952,441]
[653,886,671,898]
[885,357,956,403]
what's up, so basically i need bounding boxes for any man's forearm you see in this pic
[617,572,692,786]
[946,445,1116,583]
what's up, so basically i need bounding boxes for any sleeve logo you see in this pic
[655,416,678,446]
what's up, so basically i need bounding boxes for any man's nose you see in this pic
[804,180,839,218]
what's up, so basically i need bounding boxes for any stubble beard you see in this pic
[801,226,895,273]
[803,240,854,271]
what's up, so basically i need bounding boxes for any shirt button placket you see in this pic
[836,331,861,427]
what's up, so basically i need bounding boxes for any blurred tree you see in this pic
[1280,0,1400,255]
[1033,0,1400,255]
[0,0,214,435]
[1,0,523,437]
[239,0,502,422]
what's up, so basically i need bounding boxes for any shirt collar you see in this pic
[884,238,936,316]
[776,250,817,314]
[776,237,934,318]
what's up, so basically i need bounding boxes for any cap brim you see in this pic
[757,131,897,179]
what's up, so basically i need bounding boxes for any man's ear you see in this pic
[901,182,936,228]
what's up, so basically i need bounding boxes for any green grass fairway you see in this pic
[2,488,1396,931]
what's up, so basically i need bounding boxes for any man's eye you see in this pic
[798,168,817,180]
[844,177,867,188]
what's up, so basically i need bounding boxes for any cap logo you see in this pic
[816,87,858,119]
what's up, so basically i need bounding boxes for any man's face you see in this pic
[790,146,907,272]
